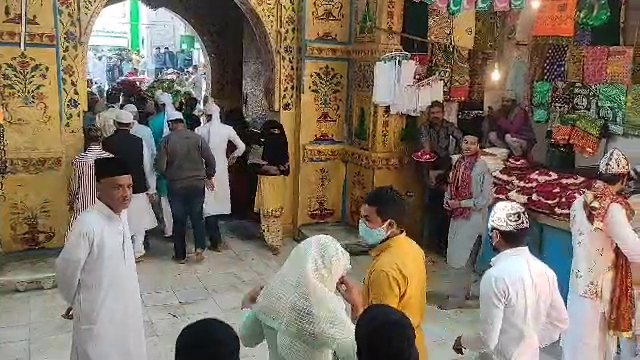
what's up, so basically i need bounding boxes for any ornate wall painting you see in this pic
[0,0,56,45]
[1,173,67,252]
[305,0,350,42]
[298,160,345,225]
[351,93,371,149]
[345,162,373,226]
[0,48,62,153]
[301,60,348,144]
[352,61,374,94]
[354,0,376,42]
[371,105,405,153]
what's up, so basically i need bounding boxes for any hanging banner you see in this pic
[532,0,578,37]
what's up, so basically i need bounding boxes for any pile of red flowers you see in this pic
[492,164,594,221]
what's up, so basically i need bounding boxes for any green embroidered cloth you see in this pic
[625,85,640,136]
[597,83,627,135]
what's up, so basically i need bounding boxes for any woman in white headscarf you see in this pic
[239,235,357,360]
[195,101,246,251]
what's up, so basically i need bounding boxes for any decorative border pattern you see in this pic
[6,157,63,175]
[352,62,374,93]
[342,147,406,170]
[305,44,402,60]
[0,31,57,44]
[57,0,83,132]
[280,0,297,111]
[306,45,350,59]
[303,145,343,162]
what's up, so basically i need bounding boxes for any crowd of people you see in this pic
[53,77,640,360]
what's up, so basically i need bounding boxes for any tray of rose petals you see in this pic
[412,150,437,163]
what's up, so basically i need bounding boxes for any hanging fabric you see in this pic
[624,85,640,136]
[468,50,488,103]
[597,83,627,135]
[428,6,453,44]
[515,2,536,43]
[431,43,454,100]
[476,0,491,12]
[577,0,611,28]
[448,0,463,16]
[606,46,633,86]
[574,27,592,46]
[494,0,510,12]
[474,12,500,51]
[569,82,598,117]
[633,47,640,85]
[391,60,419,115]
[543,44,569,82]
[550,81,572,124]
[463,0,475,10]
[591,0,622,46]
[533,0,578,37]
[530,42,551,83]
[453,7,475,49]
[450,48,470,101]
[570,114,605,156]
[532,81,552,123]
[567,45,585,82]
[434,0,449,10]
[507,55,528,105]
[510,0,525,10]
[584,46,609,85]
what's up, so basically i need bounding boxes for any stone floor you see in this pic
[0,220,562,360]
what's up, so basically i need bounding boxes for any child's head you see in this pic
[360,186,406,238]
[175,318,240,360]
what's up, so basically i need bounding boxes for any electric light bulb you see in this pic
[491,68,501,82]
[531,0,541,9]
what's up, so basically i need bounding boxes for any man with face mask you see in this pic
[453,201,568,359]
[562,148,640,360]
[56,157,147,360]
[488,92,536,158]
[338,186,427,360]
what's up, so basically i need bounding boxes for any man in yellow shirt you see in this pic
[340,186,428,360]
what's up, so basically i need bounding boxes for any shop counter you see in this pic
[475,207,573,303]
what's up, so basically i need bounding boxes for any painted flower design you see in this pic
[62,64,75,77]
[33,92,46,102]
[67,98,80,109]
[58,0,73,7]
[63,30,77,43]
[0,53,50,106]
[17,60,31,70]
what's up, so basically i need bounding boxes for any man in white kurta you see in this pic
[195,102,246,251]
[454,201,569,359]
[562,148,640,360]
[123,103,156,160]
[56,157,146,360]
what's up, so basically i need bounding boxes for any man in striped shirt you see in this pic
[69,125,113,227]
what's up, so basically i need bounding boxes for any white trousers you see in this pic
[161,196,173,236]
[132,234,145,258]
[620,337,640,360]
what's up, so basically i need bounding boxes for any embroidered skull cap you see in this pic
[599,148,630,175]
[488,201,530,232]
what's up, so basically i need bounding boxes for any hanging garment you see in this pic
[434,0,449,10]
[569,82,598,117]
[448,0,463,16]
[431,43,454,100]
[632,47,640,84]
[391,60,418,115]
[532,81,553,123]
[569,114,605,156]
[463,0,474,9]
[624,85,640,136]
[453,7,475,49]
[476,0,491,12]
[574,27,592,46]
[474,12,500,51]
[597,83,627,135]
[516,3,536,43]
[584,46,609,85]
[510,0,524,9]
[450,48,470,102]
[543,44,569,82]
[373,60,397,106]
[550,81,572,124]
[530,42,551,83]
[567,45,585,82]
[468,50,489,103]
[590,0,622,46]
[428,6,453,44]
[506,55,529,105]
[606,46,633,86]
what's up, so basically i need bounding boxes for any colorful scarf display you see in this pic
[493,0,510,11]
[510,0,524,9]
[434,0,450,11]
[632,47,640,84]
[625,85,640,136]
[584,183,635,337]
[550,81,571,124]
[450,48,470,101]
[516,4,536,43]
[532,81,552,123]
[574,27,592,46]
[448,0,463,16]
[474,12,500,51]
[476,0,492,11]
[606,46,633,86]
[543,45,568,82]
[431,43,454,99]
[463,0,474,9]
[551,114,577,145]
[530,42,551,82]
[584,46,609,85]
[468,50,490,102]
[449,154,479,220]
[453,8,475,49]
[570,114,604,156]
[567,45,585,82]
[597,83,627,135]
[428,6,453,44]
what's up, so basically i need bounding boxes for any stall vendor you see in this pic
[418,101,463,255]
[488,92,536,158]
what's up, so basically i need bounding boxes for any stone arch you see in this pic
[82,0,277,109]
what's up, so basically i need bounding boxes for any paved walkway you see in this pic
[0,220,561,360]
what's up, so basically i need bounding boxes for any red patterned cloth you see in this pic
[585,183,635,337]
[448,154,478,219]
[584,46,609,85]
[607,46,633,86]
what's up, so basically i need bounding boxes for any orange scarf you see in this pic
[585,183,635,337]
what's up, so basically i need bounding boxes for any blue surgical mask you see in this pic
[359,220,388,246]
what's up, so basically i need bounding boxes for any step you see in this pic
[296,223,372,255]
[0,249,59,292]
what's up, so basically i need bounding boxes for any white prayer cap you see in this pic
[114,109,134,124]
[599,148,631,175]
[167,111,184,122]
[488,201,530,232]
[204,102,220,116]
[122,104,138,118]
[99,107,118,120]
[156,92,172,105]
[153,89,163,101]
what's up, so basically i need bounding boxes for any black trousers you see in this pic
[205,215,222,248]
